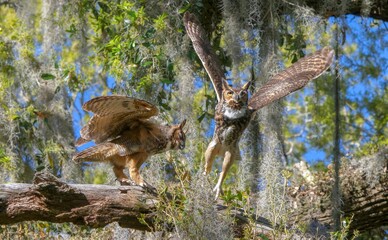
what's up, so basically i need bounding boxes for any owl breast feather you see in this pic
[224,107,247,119]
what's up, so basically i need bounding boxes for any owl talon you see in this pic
[117,178,135,186]
[140,181,157,194]
[213,184,223,200]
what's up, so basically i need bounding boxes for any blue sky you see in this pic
[71,15,387,166]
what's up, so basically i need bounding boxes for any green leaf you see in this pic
[54,86,60,94]
[178,4,192,14]
[61,69,70,78]
[197,112,207,123]
[236,191,243,201]
[160,103,171,111]
[142,42,151,47]
[142,61,153,67]
[41,73,55,80]
[127,10,136,20]
[161,78,174,84]
[257,233,271,240]
[65,23,77,37]
[11,115,20,121]
[36,165,45,171]
[167,62,174,72]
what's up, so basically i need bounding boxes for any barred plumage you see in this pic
[183,12,334,199]
[73,96,186,187]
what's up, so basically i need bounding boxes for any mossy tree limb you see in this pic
[1,157,387,235]
[0,172,272,236]
[289,149,388,233]
[0,172,156,231]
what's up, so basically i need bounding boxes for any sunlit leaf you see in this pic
[161,78,174,84]
[142,61,153,67]
[40,73,55,80]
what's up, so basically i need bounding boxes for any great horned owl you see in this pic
[73,95,186,188]
[183,12,334,199]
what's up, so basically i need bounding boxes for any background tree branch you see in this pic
[200,0,388,34]
[290,148,388,234]
[305,0,388,21]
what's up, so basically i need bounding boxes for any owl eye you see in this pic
[240,91,247,96]
[227,91,233,96]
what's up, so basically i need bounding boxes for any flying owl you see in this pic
[183,12,334,199]
[73,95,187,188]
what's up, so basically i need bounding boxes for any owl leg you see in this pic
[204,139,221,175]
[127,152,148,186]
[213,150,239,200]
[113,164,133,185]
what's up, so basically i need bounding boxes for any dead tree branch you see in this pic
[1,149,387,235]
[0,172,271,236]
[0,173,156,230]
[290,148,388,233]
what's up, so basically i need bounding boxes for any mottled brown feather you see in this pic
[248,47,334,110]
[73,95,187,187]
[83,95,158,117]
[79,96,159,144]
[183,12,225,101]
[183,12,334,199]
[73,143,119,162]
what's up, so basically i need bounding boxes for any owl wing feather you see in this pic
[248,47,334,111]
[183,12,225,102]
[82,95,158,116]
[77,96,158,145]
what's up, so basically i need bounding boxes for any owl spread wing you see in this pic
[76,96,159,145]
[183,12,225,102]
[248,47,334,111]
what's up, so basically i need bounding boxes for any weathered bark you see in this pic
[1,149,387,235]
[305,0,388,21]
[202,0,388,23]
[290,149,388,233]
[0,172,272,236]
[0,173,157,230]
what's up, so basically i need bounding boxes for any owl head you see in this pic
[222,80,251,109]
[170,119,187,150]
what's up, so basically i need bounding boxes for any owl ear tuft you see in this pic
[222,79,231,90]
[179,119,187,129]
[242,81,252,91]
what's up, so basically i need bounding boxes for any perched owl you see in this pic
[183,12,334,199]
[73,96,186,188]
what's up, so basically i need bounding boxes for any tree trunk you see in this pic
[1,150,387,236]
[290,149,388,234]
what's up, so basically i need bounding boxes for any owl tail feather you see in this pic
[72,143,115,163]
